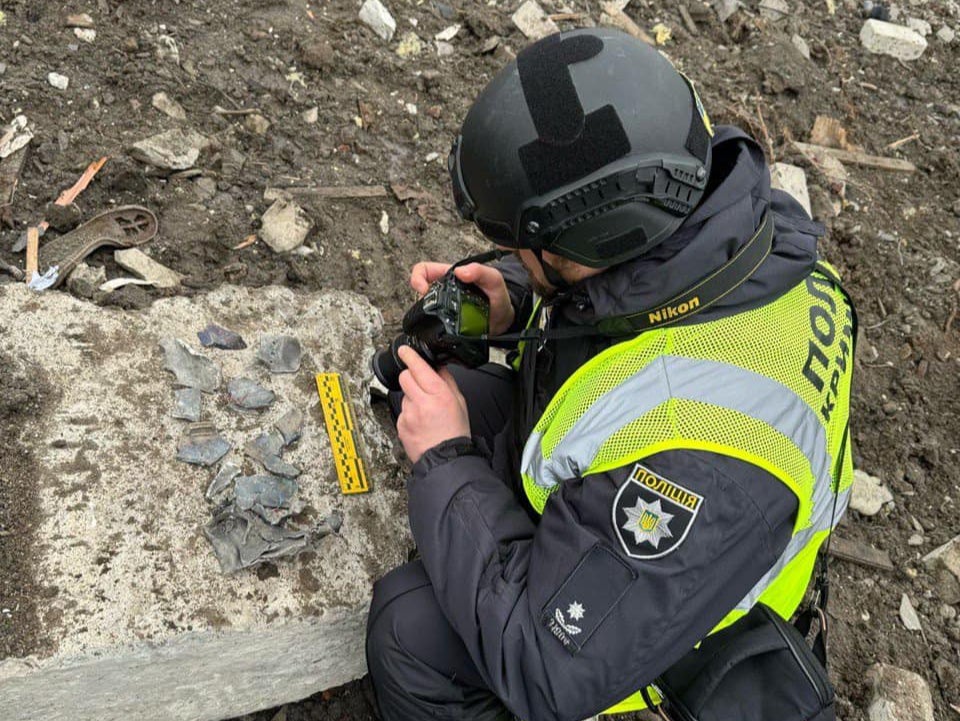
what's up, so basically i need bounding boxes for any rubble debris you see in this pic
[172,387,203,422]
[302,107,319,124]
[478,36,501,54]
[860,19,928,60]
[177,422,232,466]
[759,0,790,22]
[129,128,208,170]
[99,277,154,292]
[436,40,454,57]
[359,0,397,41]
[599,2,655,44]
[923,534,960,583]
[65,13,95,28]
[258,334,302,373]
[228,377,276,410]
[716,0,741,23]
[0,115,34,159]
[47,72,70,90]
[159,337,223,392]
[850,469,894,516]
[937,26,956,43]
[151,92,187,121]
[74,28,96,43]
[865,664,935,721]
[791,34,811,59]
[770,163,812,217]
[396,31,423,58]
[906,17,932,36]
[899,594,923,631]
[275,408,304,446]
[244,114,271,136]
[512,0,559,40]
[234,475,302,524]
[203,506,312,574]
[810,115,856,151]
[259,199,313,253]
[652,23,672,44]
[793,141,916,172]
[301,38,335,70]
[206,461,241,500]
[156,34,180,64]
[827,536,894,571]
[264,185,389,202]
[379,211,390,235]
[246,430,284,464]
[198,323,247,350]
[115,248,183,288]
[435,24,460,41]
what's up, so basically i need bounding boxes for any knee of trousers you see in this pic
[365,562,433,683]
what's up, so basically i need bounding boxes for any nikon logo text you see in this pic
[648,296,700,325]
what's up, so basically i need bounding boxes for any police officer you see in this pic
[366,27,855,721]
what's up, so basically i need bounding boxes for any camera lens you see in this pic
[371,335,409,392]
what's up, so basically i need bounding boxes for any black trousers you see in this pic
[367,364,517,721]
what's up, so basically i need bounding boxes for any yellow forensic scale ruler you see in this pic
[315,372,370,494]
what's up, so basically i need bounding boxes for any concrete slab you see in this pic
[0,285,410,721]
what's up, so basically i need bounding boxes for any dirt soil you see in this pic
[1,0,959,720]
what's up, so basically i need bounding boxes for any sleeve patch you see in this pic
[612,463,704,560]
[540,544,636,655]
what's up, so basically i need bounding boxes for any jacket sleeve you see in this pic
[493,253,534,335]
[407,442,798,721]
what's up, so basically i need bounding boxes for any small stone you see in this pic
[45,202,82,232]
[866,664,934,721]
[716,0,741,22]
[66,262,106,299]
[759,0,790,21]
[770,163,811,218]
[359,0,397,41]
[436,40,454,57]
[206,461,240,500]
[941,604,958,621]
[302,107,319,124]
[129,128,208,170]
[197,323,247,350]
[115,248,182,289]
[882,401,898,416]
[0,63,6,76]
[379,211,390,235]
[396,31,423,58]
[922,534,960,584]
[791,33,811,59]
[65,13,95,28]
[259,199,313,253]
[899,594,922,631]
[258,335,302,374]
[850,469,894,516]
[937,25,956,43]
[301,39,335,70]
[172,387,202,422]
[151,92,187,121]
[908,534,924,547]
[478,36,501,54]
[906,17,932,36]
[159,338,222,393]
[435,24,460,41]
[194,176,217,200]
[227,377,276,411]
[244,114,271,136]
[860,19,928,60]
[434,1,456,20]
[274,408,304,447]
[426,104,442,119]
[47,72,69,90]
[74,28,96,43]
[512,0,559,40]
[177,423,231,467]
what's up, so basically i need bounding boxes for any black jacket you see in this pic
[407,127,824,721]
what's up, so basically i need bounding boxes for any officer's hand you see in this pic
[409,261,516,335]
[396,345,470,464]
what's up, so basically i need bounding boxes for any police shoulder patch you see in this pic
[612,464,704,560]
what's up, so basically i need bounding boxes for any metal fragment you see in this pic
[172,387,202,422]
[177,422,231,466]
[245,430,284,463]
[228,377,276,410]
[275,408,304,446]
[198,323,247,350]
[203,507,310,574]
[159,337,222,392]
[234,474,302,524]
[206,461,241,500]
[258,334,302,373]
[262,454,302,478]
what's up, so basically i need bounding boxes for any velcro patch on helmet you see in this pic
[516,34,631,195]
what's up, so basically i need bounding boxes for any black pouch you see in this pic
[642,603,835,721]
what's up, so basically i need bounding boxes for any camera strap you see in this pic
[479,210,774,344]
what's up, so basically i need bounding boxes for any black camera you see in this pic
[372,271,491,392]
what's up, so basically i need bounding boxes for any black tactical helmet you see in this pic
[448,27,714,268]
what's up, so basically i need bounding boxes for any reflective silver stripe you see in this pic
[522,356,834,509]
[733,488,849,612]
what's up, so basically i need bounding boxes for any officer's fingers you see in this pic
[454,264,505,294]
[397,368,425,400]
[410,262,451,294]
[397,346,446,393]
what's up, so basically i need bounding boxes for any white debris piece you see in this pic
[0,115,33,159]
[260,199,313,253]
[850,469,894,516]
[379,211,390,235]
[791,34,811,59]
[922,534,960,582]
[770,163,811,218]
[114,249,183,289]
[435,24,460,41]
[152,92,187,121]
[129,129,208,170]
[436,41,454,57]
[759,0,790,22]
[74,28,96,43]
[898,594,922,631]
[860,19,928,60]
[716,0,741,22]
[865,664,935,721]
[512,0,559,40]
[47,72,70,90]
[302,107,319,124]
[359,0,396,41]
[937,25,956,43]
[906,17,932,36]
